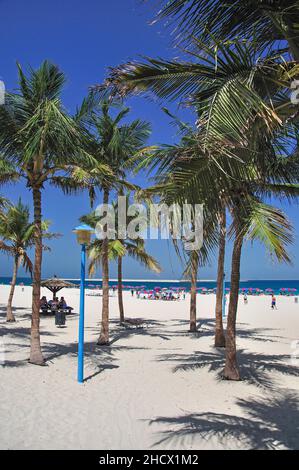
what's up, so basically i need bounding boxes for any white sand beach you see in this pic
[1,285,299,450]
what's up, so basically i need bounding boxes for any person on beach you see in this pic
[40,296,48,310]
[271,294,277,310]
[50,297,59,312]
[131,289,134,297]
[59,297,67,309]
[244,294,248,305]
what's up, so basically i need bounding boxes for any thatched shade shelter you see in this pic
[40,276,76,300]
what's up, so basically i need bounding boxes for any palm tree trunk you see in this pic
[6,255,18,322]
[98,188,110,345]
[118,256,125,323]
[215,206,226,347]
[223,230,243,381]
[29,187,45,365]
[189,253,198,332]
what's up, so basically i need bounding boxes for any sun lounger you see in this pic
[40,306,74,315]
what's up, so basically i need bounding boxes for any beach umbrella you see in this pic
[40,275,76,300]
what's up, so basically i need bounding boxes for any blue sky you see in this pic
[0,0,298,280]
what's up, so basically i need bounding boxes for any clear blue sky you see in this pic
[0,0,298,280]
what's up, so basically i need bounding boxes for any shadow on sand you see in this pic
[149,390,299,449]
[156,347,299,389]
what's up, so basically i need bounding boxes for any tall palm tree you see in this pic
[0,199,57,322]
[75,100,152,343]
[101,36,299,358]
[225,196,293,380]
[141,123,299,379]
[81,197,161,323]
[183,250,199,332]
[214,202,226,347]
[0,61,102,364]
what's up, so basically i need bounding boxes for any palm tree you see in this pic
[0,61,101,364]
[140,122,299,379]
[152,0,299,60]
[224,197,293,380]
[183,251,199,332]
[81,197,161,323]
[0,199,57,322]
[101,36,299,354]
[214,202,226,347]
[75,100,152,343]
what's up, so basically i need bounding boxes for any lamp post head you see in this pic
[73,224,94,245]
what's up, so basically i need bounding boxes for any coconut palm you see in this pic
[181,250,200,332]
[214,203,226,347]
[140,116,299,378]
[0,199,58,322]
[0,61,103,364]
[81,196,161,323]
[153,0,299,60]
[101,34,299,339]
[75,100,152,343]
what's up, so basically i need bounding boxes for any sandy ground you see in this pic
[0,285,299,450]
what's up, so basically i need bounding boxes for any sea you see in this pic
[1,277,299,294]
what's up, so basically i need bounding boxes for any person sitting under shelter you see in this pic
[40,296,48,311]
[58,296,73,313]
[50,297,59,312]
[59,297,67,309]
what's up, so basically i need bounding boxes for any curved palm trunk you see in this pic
[189,253,198,332]
[118,256,125,323]
[98,188,110,345]
[29,187,45,365]
[6,255,19,322]
[214,206,226,347]
[223,230,243,381]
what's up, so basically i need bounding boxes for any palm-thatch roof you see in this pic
[40,275,76,299]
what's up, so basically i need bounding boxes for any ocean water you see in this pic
[1,277,299,294]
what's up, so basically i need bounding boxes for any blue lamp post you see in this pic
[73,224,94,383]
[222,273,226,318]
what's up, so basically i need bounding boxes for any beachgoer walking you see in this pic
[271,294,277,310]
